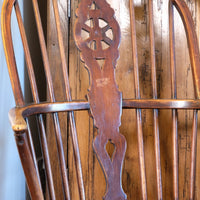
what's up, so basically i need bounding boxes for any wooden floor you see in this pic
[47,0,200,199]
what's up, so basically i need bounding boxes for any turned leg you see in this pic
[15,131,44,200]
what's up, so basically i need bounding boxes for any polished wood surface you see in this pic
[7,99,200,132]
[74,1,127,199]
[2,0,200,199]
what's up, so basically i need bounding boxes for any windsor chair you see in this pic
[1,0,200,199]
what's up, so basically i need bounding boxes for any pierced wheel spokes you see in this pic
[80,14,115,53]
[103,36,113,46]
[102,24,110,33]
[82,23,92,32]
[101,40,109,50]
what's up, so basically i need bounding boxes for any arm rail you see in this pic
[9,99,200,132]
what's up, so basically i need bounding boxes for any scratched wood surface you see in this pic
[47,0,200,199]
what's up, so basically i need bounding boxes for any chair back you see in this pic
[1,0,200,199]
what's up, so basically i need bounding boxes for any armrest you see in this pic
[9,99,200,132]
[8,101,90,132]
[9,107,27,132]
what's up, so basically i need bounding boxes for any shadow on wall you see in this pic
[0,0,25,199]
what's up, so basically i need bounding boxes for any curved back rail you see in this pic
[1,0,200,199]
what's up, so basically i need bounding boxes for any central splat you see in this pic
[74,0,127,199]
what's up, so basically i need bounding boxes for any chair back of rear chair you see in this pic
[1,0,200,199]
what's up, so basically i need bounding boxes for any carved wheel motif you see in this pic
[74,0,120,68]
[74,1,127,199]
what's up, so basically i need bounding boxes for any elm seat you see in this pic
[1,0,200,199]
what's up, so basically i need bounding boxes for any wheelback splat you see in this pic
[74,0,127,199]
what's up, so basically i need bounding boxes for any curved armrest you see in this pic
[8,99,200,132]
[9,107,27,132]
[8,101,90,132]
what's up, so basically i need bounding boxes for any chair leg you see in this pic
[15,131,44,200]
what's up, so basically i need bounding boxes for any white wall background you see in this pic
[0,0,25,199]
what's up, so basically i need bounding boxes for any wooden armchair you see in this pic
[1,0,200,199]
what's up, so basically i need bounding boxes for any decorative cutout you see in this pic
[96,58,105,70]
[90,1,99,10]
[85,19,94,28]
[99,18,108,28]
[101,41,109,50]
[80,17,114,56]
[74,0,127,199]
[81,29,90,41]
[90,40,96,50]
[106,140,115,161]
[105,28,113,40]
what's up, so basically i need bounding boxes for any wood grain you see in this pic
[2,0,200,199]
[47,0,69,198]
[48,0,200,199]
[74,1,127,199]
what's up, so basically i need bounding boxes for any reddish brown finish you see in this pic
[8,99,200,130]
[1,0,200,199]
[74,1,127,199]
[15,131,44,199]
